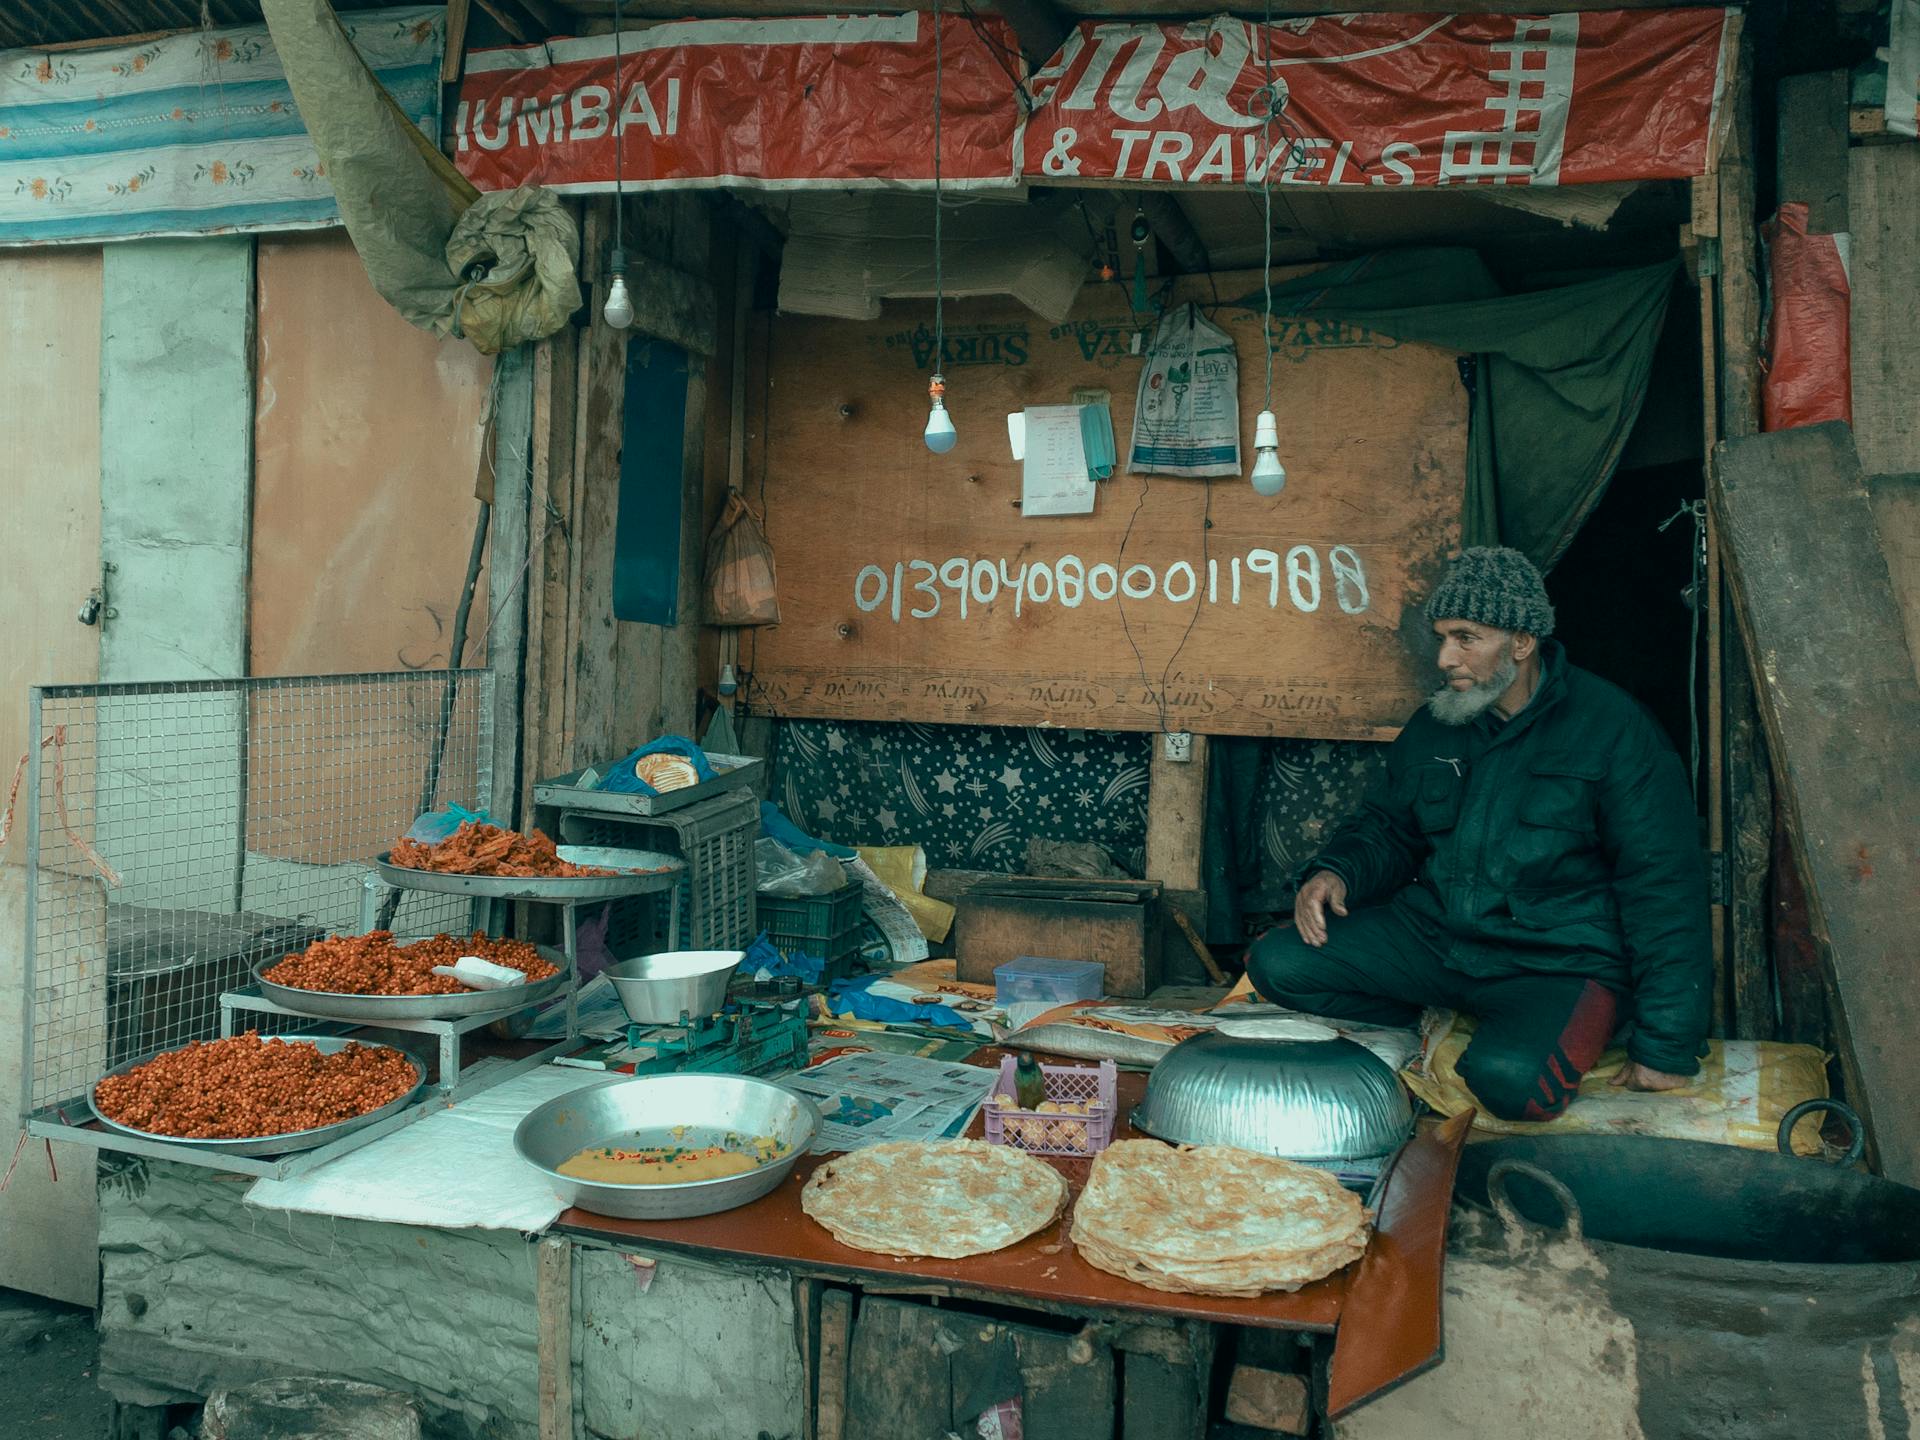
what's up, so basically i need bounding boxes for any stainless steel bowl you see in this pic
[1132,1027,1413,1164]
[605,950,742,1024]
[514,1073,820,1219]
[89,1036,428,1157]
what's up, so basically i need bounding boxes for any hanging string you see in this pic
[613,0,625,262]
[1261,1,1276,416]
[933,0,945,378]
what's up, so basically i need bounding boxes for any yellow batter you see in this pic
[558,1134,786,1185]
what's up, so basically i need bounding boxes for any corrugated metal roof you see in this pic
[0,1,404,51]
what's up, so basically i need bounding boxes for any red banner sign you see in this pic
[1022,9,1732,188]
[454,14,1023,192]
[454,9,1731,194]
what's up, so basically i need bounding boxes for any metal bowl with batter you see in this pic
[514,1073,819,1219]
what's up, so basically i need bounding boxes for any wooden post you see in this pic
[1711,30,1772,1041]
[1689,19,1769,1040]
[815,1286,855,1440]
[490,345,535,826]
[535,1236,573,1440]
[1145,736,1210,984]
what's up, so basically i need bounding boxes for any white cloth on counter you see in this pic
[245,1064,607,1232]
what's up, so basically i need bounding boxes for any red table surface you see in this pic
[556,1062,1468,1344]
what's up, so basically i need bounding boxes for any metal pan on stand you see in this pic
[372,847,684,901]
[87,1036,428,1158]
[250,943,574,1023]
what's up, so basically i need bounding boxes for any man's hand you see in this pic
[1609,1062,1691,1092]
[1293,871,1349,948]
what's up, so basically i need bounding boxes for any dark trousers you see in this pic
[1247,902,1619,1122]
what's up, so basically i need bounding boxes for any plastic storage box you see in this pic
[757,880,864,982]
[981,1057,1118,1158]
[553,789,757,952]
[993,955,1106,1006]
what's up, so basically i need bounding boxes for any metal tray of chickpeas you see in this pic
[251,935,575,1023]
[88,1035,429,1157]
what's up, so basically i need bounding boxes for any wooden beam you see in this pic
[473,0,531,44]
[535,1236,573,1440]
[515,0,573,37]
[442,0,473,86]
[1710,25,1767,1040]
[1713,422,1920,1185]
[1776,71,1851,233]
[1850,144,1920,476]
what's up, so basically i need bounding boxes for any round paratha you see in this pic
[801,1140,1068,1258]
[1070,1140,1370,1296]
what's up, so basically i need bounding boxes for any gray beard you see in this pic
[1427,653,1519,727]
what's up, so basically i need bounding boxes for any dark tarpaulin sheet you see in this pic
[1205,251,1679,942]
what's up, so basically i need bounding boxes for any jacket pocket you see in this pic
[1519,753,1605,833]
[1412,766,1462,834]
[1507,889,1618,932]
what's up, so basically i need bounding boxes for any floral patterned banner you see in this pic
[0,7,442,247]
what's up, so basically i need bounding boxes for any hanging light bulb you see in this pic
[718,661,739,697]
[603,248,634,329]
[1250,409,1286,496]
[924,373,957,454]
[1249,14,1290,501]
[605,0,633,331]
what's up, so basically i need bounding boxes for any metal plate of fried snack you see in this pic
[373,846,684,901]
[251,942,575,1023]
[87,1036,428,1157]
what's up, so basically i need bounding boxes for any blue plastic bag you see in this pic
[746,930,825,986]
[760,801,857,860]
[404,802,490,844]
[597,736,719,796]
[825,976,975,1032]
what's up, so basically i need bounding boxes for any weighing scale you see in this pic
[620,993,811,1077]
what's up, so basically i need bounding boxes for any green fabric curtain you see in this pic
[1230,248,1680,568]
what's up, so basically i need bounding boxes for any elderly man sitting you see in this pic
[1249,547,1711,1121]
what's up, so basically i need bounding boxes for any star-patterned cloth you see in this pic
[772,720,1151,875]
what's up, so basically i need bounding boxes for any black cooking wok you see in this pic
[1453,1100,1920,1265]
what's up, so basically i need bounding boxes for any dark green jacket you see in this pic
[1309,642,1712,1076]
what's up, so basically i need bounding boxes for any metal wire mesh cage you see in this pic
[20,671,493,1120]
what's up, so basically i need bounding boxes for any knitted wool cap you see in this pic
[1424,546,1555,637]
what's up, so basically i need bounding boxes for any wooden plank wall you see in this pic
[1850,144,1920,477]
[742,270,1468,740]
[524,196,718,796]
[1713,423,1920,1185]
[1871,475,1920,683]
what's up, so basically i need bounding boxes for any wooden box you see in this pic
[953,879,1164,998]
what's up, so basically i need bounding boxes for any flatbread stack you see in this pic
[633,753,701,793]
[801,1140,1069,1259]
[1071,1140,1370,1296]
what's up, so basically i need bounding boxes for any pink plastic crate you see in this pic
[980,1056,1118,1158]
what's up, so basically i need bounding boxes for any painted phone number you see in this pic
[852,546,1371,622]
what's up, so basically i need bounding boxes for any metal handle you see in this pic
[1778,1098,1866,1167]
[1486,1158,1586,1246]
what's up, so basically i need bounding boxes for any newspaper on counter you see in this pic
[846,855,931,964]
[777,1052,998,1154]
